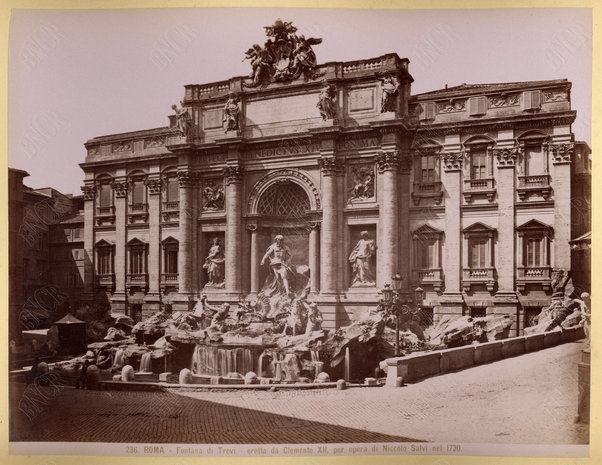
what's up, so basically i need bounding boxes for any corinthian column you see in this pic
[112,178,128,313]
[318,157,342,294]
[376,151,399,288]
[308,222,320,294]
[177,170,198,298]
[225,165,243,294]
[247,224,259,294]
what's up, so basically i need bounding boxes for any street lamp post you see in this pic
[381,275,425,357]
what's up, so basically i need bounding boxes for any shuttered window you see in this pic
[471,150,488,179]
[468,96,487,116]
[420,102,436,121]
[522,91,541,111]
[421,155,437,182]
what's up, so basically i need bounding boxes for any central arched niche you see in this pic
[254,179,313,289]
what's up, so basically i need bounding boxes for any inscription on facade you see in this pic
[199,153,227,164]
[339,137,380,151]
[243,143,320,160]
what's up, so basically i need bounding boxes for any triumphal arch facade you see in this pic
[81,20,583,334]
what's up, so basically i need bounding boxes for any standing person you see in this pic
[76,354,92,389]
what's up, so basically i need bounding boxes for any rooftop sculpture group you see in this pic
[244,19,323,87]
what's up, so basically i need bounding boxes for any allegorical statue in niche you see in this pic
[222,93,240,133]
[203,238,225,287]
[317,83,336,121]
[260,235,303,297]
[380,74,400,113]
[171,102,191,137]
[349,230,376,287]
[349,166,375,202]
[203,180,224,210]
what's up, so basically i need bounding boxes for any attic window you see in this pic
[521,91,541,111]
[468,96,487,116]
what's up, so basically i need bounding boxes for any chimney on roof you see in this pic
[445,84,448,90]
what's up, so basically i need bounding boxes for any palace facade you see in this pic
[79,47,589,335]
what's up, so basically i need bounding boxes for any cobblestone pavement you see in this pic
[10,341,588,445]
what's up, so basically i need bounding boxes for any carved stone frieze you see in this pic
[542,91,569,102]
[436,99,466,113]
[112,141,132,153]
[488,94,520,107]
[145,136,167,148]
[442,152,463,171]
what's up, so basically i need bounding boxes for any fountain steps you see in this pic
[97,380,383,391]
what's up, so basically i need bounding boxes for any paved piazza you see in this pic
[10,342,587,445]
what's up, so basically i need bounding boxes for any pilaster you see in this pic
[112,176,128,313]
[145,174,162,299]
[177,168,199,305]
[550,142,574,269]
[81,182,96,300]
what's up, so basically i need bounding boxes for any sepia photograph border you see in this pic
[0,0,599,464]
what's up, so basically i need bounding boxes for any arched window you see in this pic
[258,182,310,217]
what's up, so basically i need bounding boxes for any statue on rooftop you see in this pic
[380,74,400,113]
[244,19,323,86]
[317,83,337,121]
[222,93,241,133]
[171,102,191,137]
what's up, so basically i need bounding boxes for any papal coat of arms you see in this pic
[244,19,323,87]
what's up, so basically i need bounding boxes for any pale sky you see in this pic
[8,7,592,194]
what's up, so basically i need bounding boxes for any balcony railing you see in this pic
[411,268,443,292]
[411,182,443,205]
[163,201,180,211]
[518,174,551,188]
[462,267,496,291]
[413,181,441,193]
[126,273,148,289]
[96,205,115,216]
[97,273,114,286]
[517,175,551,201]
[464,178,494,190]
[517,266,552,291]
[463,178,496,203]
[161,273,179,291]
[129,203,148,212]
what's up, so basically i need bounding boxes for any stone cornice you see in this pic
[414,111,577,137]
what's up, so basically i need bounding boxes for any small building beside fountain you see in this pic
[78,19,589,337]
